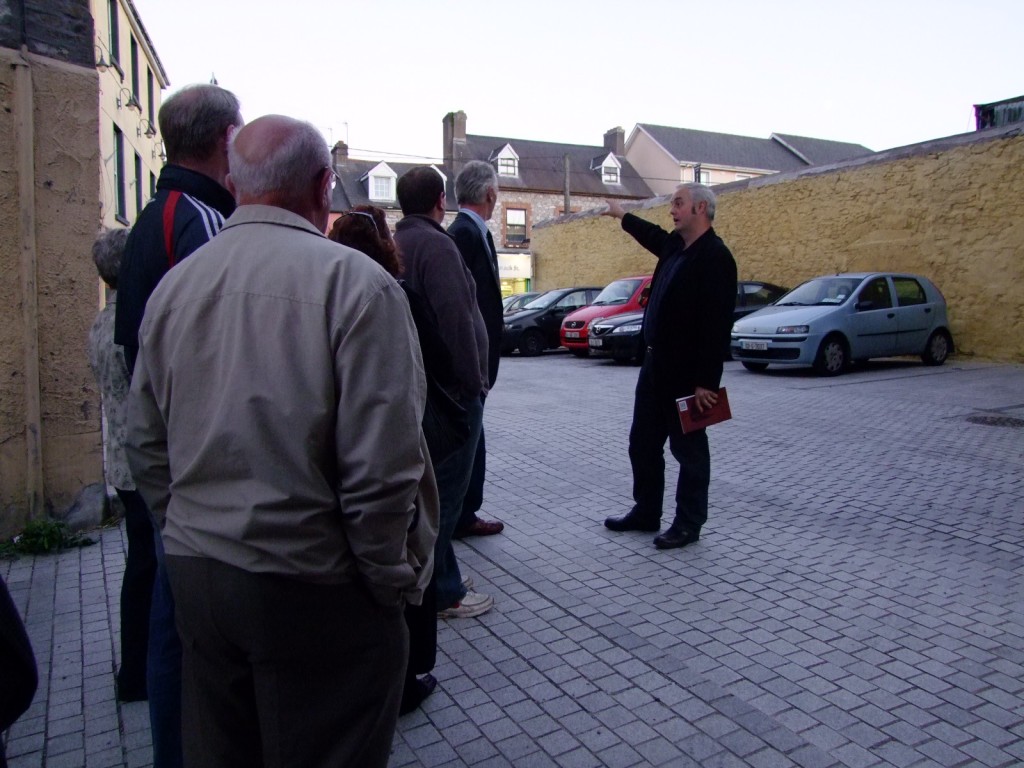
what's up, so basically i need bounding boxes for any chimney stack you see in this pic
[331,141,349,170]
[604,126,625,156]
[443,110,468,168]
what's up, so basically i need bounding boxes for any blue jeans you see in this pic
[148,532,183,768]
[432,394,484,611]
[628,360,711,533]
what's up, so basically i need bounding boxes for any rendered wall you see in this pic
[532,130,1024,362]
[0,49,102,536]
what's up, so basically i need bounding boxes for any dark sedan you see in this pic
[589,281,789,364]
[502,287,602,356]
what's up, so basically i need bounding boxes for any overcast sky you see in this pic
[130,0,1023,161]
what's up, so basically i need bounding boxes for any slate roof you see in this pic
[635,124,872,172]
[331,159,456,214]
[459,134,654,198]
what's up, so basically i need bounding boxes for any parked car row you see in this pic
[503,271,953,376]
[587,281,789,364]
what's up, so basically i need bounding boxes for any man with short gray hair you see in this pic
[449,160,506,541]
[128,115,437,767]
[602,183,737,550]
[113,82,241,768]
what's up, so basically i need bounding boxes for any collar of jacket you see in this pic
[220,204,329,237]
[395,213,449,236]
[156,165,236,218]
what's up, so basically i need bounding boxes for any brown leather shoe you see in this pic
[453,519,504,539]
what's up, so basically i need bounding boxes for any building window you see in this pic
[113,127,127,223]
[498,157,518,176]
[696,169,710,184]
[150,171,157,199]
[370,176,394,201]
[505,208,527,246]
[130,36,140,101]
[147,69,155,124]
[602,166,620,184]
[134,153,143,214]
[107,0,121,70]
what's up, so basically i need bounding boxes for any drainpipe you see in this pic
[14,46,44,521]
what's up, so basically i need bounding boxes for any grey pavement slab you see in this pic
[3,355,1023,767]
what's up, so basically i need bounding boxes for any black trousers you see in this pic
[166,556,407,768]
[0,573,37,768]
[115,487,156,697]
[628,359,711,533]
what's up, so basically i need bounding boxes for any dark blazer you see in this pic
[449,212,503,387]
[622,213,737,399]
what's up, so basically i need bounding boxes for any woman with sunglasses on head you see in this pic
[329,205,464,716]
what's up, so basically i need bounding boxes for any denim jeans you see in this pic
[148,532,183,768]
[432,394,484,611]
[628,360,711,533]
[456,422,487,531]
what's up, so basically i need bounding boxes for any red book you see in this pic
[676,388,732,433]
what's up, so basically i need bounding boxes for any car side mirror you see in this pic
[639,287,651,308]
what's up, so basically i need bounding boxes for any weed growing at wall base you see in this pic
[0,519,95,558]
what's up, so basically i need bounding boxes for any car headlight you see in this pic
[613,324,643,334]
[731,323,741,334]
[505,323,520,331]
[776,325,809,334]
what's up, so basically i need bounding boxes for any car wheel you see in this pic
[921,329,952,366]
[741,362,768,372]
[519,330,545,357]
[813,334,848,376]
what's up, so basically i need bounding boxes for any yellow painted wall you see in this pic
[0,50,103,536]
[532,131,1024,362]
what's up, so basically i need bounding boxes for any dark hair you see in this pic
[397,166,445,216]
[159,84,241,164]
[92,227,130,289]
[328,205,402,278]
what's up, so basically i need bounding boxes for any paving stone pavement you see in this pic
[3,355,1023,768]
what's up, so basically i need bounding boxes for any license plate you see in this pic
[740,340,768,351]
[589,338,603,348]
[565,331,580,339]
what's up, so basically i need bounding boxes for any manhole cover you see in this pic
[966,415,1024,428]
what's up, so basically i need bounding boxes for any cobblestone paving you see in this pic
[4,356,1023,768]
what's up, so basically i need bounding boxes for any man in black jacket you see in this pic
[602,184,737,549]
[448,161,505,540]
[113,83,241,768]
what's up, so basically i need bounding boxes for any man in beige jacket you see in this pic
[127,114,437,768]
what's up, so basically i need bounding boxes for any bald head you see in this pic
[227,115,332,230]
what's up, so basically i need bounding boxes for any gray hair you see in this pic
[678,182,717,221]
[159,84,241,164]
[228,118,330,202]
[92,227,130,289]
[455,160,499,206]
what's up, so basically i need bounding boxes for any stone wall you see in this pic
[0,48,102,536]
[531,127,1024,362]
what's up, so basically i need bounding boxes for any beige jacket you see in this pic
[126,205,438,606]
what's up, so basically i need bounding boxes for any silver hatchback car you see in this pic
[730,272,953,376]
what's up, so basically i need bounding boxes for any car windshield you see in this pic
[592,278,642,306]
[774,276,865,306]
[522,291,559,310]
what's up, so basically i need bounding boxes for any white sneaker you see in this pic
[438,591,493,619]
[461,575,474,590]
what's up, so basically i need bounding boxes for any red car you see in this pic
[560,275,652,356]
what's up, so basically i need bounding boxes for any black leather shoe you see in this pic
[653,526,700,549]
[604,512,660,532]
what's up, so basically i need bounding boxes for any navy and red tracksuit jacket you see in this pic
[114,164,236,377]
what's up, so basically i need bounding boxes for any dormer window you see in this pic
[493,144,520,177]
[593,152,621,185]
[363,162,397,202]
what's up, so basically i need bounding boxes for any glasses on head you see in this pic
[340,210,382,238]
